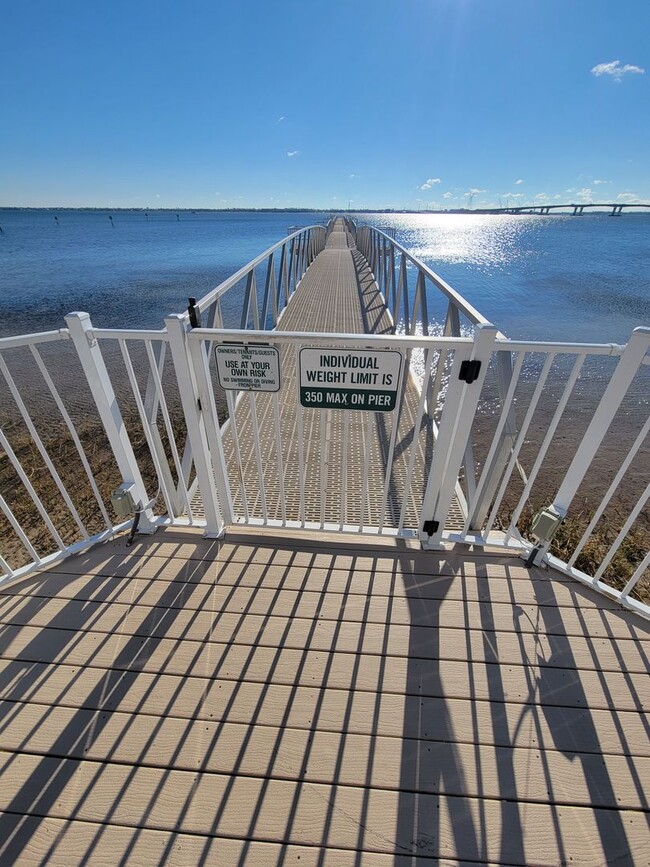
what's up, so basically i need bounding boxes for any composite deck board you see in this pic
[0,527,648,865]
[209,218,466,531]
[1,598,647,675]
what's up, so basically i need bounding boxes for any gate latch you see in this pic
[459,359,481,384]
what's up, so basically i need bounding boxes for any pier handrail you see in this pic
[186,224,326,330]
[356,223,494,333]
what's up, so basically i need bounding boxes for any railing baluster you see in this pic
[398,348,436,531]
[240,271,255,330]
[484,353,556,536]
[272,393,286,525]
[379,352,406,531]
[621,550,650,598]
[29,345,112,531]
[144,339,194,519]
[359,410,373,532]
[593,483,650,582]
[0,428,66,550]
[320,408,327,528]
[224,388,249,522]
[0,492,42,563]
[248,393,268,521]
[505,354,586,543]
[0,354,88,538]
[294,344,306,526]
[119,339,176,519]
[568,414,650,567]
[261,253,275,328]
[341,409,350,530]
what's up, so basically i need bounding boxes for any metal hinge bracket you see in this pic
[459,359,481,384]
[422,519,439,536]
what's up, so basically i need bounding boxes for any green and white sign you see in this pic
[299,348,402,411]
[215,344,280,392]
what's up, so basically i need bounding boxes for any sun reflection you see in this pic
[368,213,531,268]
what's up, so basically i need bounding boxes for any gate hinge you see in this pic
[187,297,201,329]
[422,519,439,536]
[459,359,482,384]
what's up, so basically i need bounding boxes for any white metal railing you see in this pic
[356,223,491,336]
[186,224,326,331]
[1,220,647,618]
[0,327,127,581]
[185,326,483,537]
[355,222,519,528]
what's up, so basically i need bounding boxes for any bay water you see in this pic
[0,208,648,342]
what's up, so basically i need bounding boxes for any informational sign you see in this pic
[215,344,280,392]
[299,348,402,411]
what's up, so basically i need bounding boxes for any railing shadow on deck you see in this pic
[0,530,647,862]
[393,544,647,863]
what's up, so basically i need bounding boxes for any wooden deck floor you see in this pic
[214,219,466,531]
[0,525,648,865]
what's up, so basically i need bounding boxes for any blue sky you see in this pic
[1,0,648,209]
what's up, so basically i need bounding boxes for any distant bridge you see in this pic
[470,202,650,217]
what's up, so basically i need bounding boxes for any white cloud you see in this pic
[277,115,285,122]
[535,193,550,201]
[576,188,593,202]
[420,177,441,190]
[515,179,524,185]
[593,179,611,185]
[443,192,454,199]
[467,188,486,195]
[617,191,642,203]
[591,60,645,81]
[501,192,524,199]
[287,150,299,157]
[349,173,356,178]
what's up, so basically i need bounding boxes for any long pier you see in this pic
[209,218,465,532]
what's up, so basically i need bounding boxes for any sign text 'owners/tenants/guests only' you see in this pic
[215,344,281,392]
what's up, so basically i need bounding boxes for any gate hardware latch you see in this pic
[459,359,481,384]
[422,520,439,536]
[187,297,201,329]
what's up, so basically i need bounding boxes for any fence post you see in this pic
[419,324,498,548]
[65,312,156,533]
[165,315,227,537]
[184,330,234,528]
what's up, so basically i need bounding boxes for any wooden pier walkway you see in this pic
[216,217,465,530]
[0,526,648,864]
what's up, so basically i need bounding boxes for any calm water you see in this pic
[0,209,648,342]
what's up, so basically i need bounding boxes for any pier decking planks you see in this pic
[0,526,648,865]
